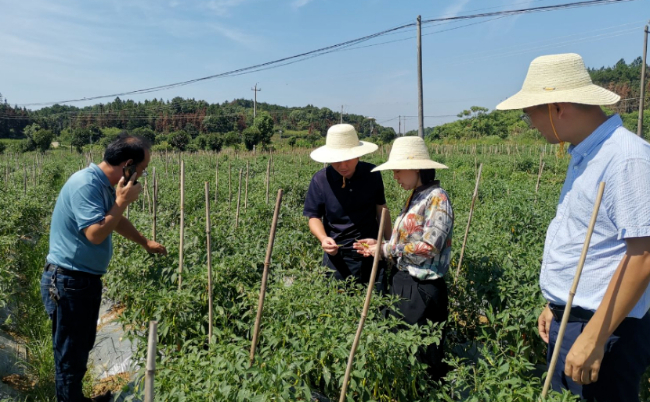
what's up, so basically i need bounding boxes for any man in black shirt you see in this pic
[304,124,392,289]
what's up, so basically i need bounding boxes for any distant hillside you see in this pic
[0,96,396,144]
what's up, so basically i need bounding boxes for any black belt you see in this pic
[549,303,594,323]
[45,263,101,278]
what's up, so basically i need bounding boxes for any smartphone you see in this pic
[122,164,138,184]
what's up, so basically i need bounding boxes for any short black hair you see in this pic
[419,168,437,186]
[103,133,152,166]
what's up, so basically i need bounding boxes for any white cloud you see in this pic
[292,0,314,9]
[210,23,261,48]
[205,0,249,16]
[442,0,471,18]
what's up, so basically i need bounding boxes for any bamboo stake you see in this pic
[144,321,157,402]
[454,163,483,284]
[540,182,606,400]
[235,168,243,229]
[244,161,249,211]
[228,162,232,205]
[152,168,157,242]
[214,160,219,205]
[339,208,388,402]
[265,159,270,205]
[178,160,185,290]
[249,189,284,366]
[23,164,26,196]
[205,182,213,344]
[535,161,545,194]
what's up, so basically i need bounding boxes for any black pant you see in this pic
[41,264,102,402]
[548,312,650,401]
[323,250,386,293]
[387,270,448,381]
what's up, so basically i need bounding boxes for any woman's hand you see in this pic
[353,238,378,257]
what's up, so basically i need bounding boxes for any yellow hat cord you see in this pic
[548,104,565,157]
[342,177,346,188]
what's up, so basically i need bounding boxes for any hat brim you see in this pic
[372,159,448,172]
[496,84,621,110]
[310,141,378,163]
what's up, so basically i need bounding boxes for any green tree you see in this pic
[169,130,190,151]
[131,127,156,144]
[206,134,223,152]
[32,129,54,152]
[243,126,261,151]
[0,142,5,154]
[253,112,274,146]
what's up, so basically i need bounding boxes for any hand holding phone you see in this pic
[123,164,138,184]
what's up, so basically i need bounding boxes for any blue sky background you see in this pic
[1,0,648,131]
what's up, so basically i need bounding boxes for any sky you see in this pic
[1,0,648,132]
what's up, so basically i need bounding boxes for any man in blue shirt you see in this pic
[41,134,167,402]
[497,53,650,401]
[304,124,392,290]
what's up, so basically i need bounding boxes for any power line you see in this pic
[17,0,636,108]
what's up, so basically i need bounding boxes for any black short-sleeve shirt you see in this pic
[303,161,387,245]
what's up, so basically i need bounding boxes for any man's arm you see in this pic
[115,218,167,254]
[376,204,392,240]
[308,217,338,255]
[565,236,650,385]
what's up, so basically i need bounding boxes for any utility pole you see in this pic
[251,83,261,119]
[417,15,424,138]
[638,23,649,138]
[398,115,401,136]
[340,105,345,124]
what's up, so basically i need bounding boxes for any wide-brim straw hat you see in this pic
[496,53,620,110]
[372,136,448,172]
[310,124,378,163]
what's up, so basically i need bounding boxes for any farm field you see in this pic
[2,143,645,402]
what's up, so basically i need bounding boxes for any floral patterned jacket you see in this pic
[381,181,454,280]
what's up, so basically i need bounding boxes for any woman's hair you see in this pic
[419,168,437,186]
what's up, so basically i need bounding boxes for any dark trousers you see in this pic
[323,250,386,293]
[387,270,448,381]
[547,312,650,401]
[40,264,103,402]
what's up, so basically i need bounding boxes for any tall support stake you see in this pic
[245,161,250,211]
[540,182,606,400]
[249,189,284,366]
[178,160,185,290]
[235,168,243,229]
[339,208,388,402]
[205,182,213,344]
[144,321,158,402]
[228,162,232,205]
[454,163,483,284]
[265,158,271,205]
[215,160,219,205]
[152,168,157,242]
[417,15,424,138]
[638,24,649,137]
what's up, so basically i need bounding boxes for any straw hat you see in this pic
[496,53,620,110]
[310,124,378,163]
[372,136,448,172]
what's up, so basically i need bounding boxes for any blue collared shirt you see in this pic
[46,163,116,275]
[541,115,650,318]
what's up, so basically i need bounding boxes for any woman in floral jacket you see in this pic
[354,136,453,382]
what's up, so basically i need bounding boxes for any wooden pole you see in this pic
[417,15,424,138]
[235,168,243,229]
[339,208,388,402]
[178,160,185,290]
[540,182,606,400]
[152,168,157,242]
[535,158,545,194]
[144,321,157,402]
[215,160,219,205]
[249,189,284,366]
[228,162,232,205]
[265,159,270,205]
[205,182,213,344]
[454,163,483,284]
[244,161,250,211]
[638,24,649,137]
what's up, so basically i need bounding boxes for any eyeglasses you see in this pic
[520,112,533,129]
[140,169,148,178]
